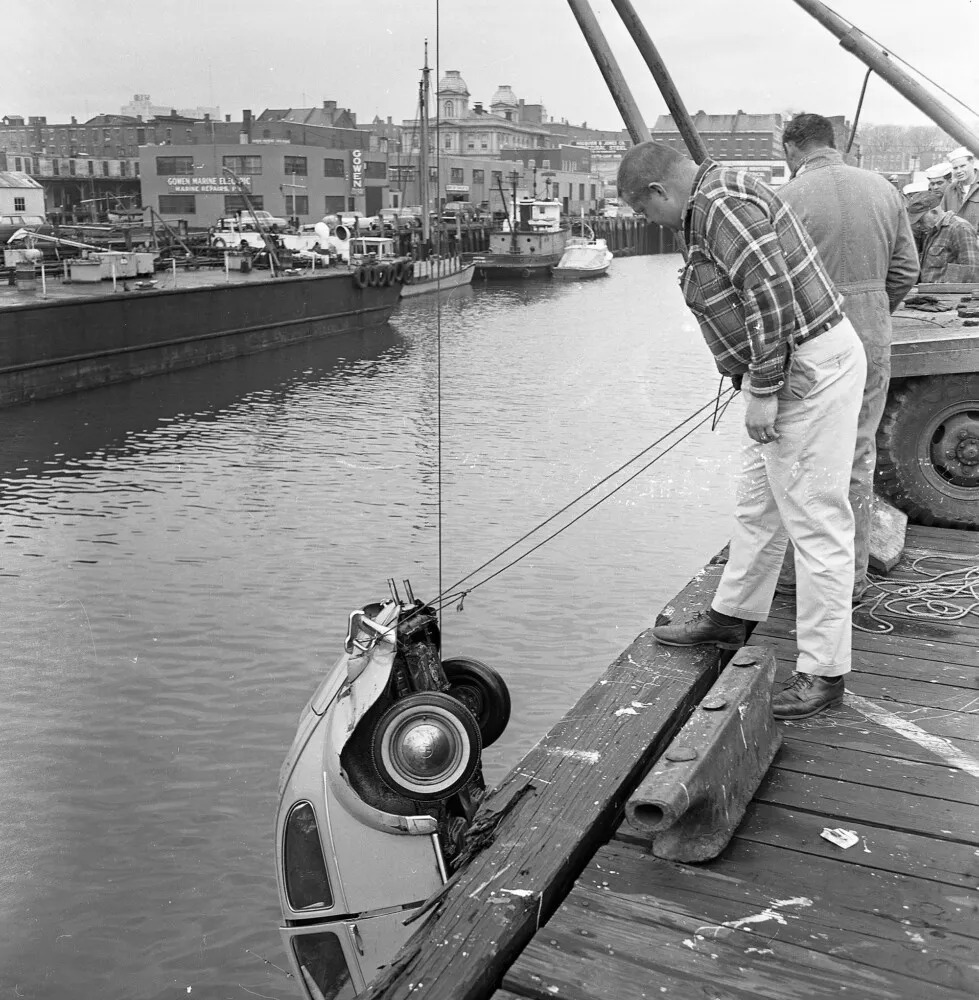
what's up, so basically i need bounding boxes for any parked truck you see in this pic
[877,286,979,529]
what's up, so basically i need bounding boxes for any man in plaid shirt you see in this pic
[618,142,866,720]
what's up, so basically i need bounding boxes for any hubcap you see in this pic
[397,722,456,778]
[385,711,465,790]
[929,408,979,487]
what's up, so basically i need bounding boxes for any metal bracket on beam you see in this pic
[625,646,781,862]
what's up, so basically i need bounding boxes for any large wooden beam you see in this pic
[364,563,728,1000]
[567,0,651,145]
[609,0,709,164]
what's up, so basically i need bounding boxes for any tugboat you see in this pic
[473,178,569,279]
[274,582,511,998]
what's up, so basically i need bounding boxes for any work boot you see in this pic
[772,672,844,720]
[653,610,745,650]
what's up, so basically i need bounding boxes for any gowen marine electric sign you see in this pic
[166,176,252,194]
[350,149,364,192]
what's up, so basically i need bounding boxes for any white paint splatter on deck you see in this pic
[545,747,600,764]
[684,897,812,949]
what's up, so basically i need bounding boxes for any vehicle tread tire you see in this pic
[441,656,511,748]
[875,373,979,530]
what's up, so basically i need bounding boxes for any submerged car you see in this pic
[275,585,510,999]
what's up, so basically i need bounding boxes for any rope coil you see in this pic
[854,554,979,634]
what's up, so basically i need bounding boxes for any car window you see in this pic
[293,932,356,1000]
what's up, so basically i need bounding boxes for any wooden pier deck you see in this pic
[367,523,978,1000]
[497,524,979,1000]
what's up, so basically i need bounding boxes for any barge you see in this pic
[0,262,403,407]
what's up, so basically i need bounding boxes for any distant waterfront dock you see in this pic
[367,523,979,1000]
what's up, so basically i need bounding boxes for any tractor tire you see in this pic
[875,374,979,530]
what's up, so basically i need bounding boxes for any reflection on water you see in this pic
[0,258,740,999]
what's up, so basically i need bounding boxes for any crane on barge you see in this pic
[571,0,979,531]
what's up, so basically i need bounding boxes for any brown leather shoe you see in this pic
[772,672,844,720]
[653,611,745,650]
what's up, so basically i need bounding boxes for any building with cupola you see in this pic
[401,71,553,159]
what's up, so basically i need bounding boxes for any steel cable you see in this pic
[425,386,737,615]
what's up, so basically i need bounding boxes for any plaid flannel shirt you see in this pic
[920,211,979,283]
[680,161,844,395]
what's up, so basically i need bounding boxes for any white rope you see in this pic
[853,554,979,634]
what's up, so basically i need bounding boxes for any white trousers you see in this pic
[711,318,866,677]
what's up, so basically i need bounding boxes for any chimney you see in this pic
[71,116,77,125]
[474,102,483,114]
[225,114,231,122]
[324,100,337,110]
[240,109,252,144]
[204,113,210,122]
[387,116,392,125]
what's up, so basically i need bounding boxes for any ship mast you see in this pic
[419,41,432,245]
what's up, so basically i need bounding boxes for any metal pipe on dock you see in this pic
[792,0,979,159]
[566,0,651,145]
[610,0,709,163]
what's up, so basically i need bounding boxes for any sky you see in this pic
[8,0,979,133]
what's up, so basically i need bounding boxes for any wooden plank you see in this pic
[717,801,978,887]
[569,843,979,993]
[904,524,979,555]
[504,881,974,1000]
[912,282,979,295]
[754,763,978,843]
[753,631,977,687]
[773,737,979,806]
[600,837,979,946]
[766,648,979,718]
[891,344,979,378]
[758,604,979,667]
[774,713,979,769]
[363,564,730,1000]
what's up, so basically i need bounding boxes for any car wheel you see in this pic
[371,692,481,801]
[442,657,511,748]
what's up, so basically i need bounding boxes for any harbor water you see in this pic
[0,256,742,1000]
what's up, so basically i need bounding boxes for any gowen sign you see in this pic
[351,149,363,192]
[166,176,252,193]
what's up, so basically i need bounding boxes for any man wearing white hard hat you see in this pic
[941,146,979,229]
[925,161,953,195]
